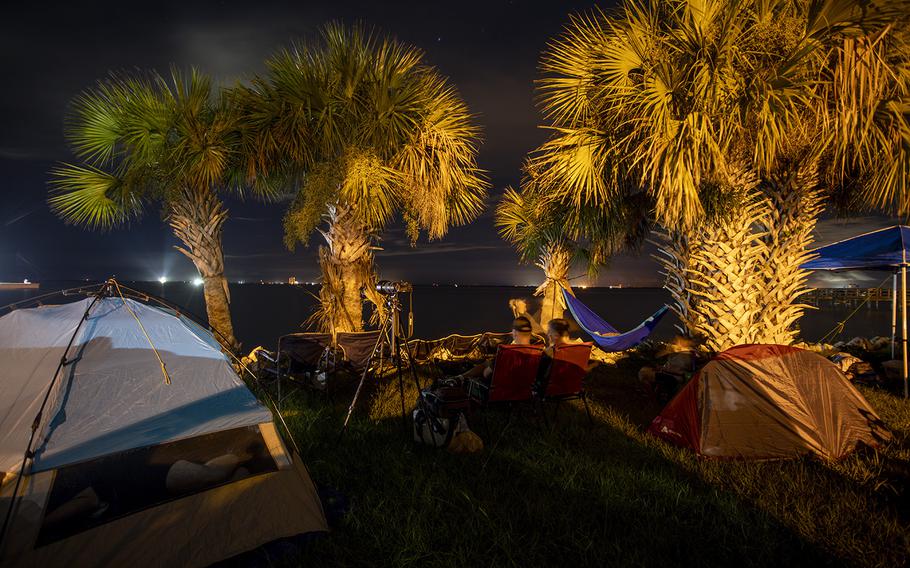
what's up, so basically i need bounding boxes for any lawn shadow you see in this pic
[576,359,910,568]
[276,365,854,567]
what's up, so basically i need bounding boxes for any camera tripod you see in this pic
[340,290,423,437]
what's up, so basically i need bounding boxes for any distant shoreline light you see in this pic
[93,280,671,288]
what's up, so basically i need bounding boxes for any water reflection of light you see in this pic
[810,271,887,288]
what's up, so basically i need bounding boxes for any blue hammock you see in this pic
[562,288,669,352]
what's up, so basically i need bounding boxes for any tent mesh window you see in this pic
[36,426,277,546]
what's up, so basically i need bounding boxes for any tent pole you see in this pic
[892,272,898,359]
[903,263,908,399]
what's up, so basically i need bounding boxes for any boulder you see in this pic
[846,337,872,351]
[638,366,656,385]
[830,352,863,373]
[797,342,838,356]
[882,360,904,381]
[847,361,877,382]
[870,336,892,352]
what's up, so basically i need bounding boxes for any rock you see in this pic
[847,361,876,380]
[870,336,892,352]
[797,342,835,354]
[589,348,621,365]
[831,352,862,373]
[846,337,872,351]
[638,366,656,385]
[882,360,904,381]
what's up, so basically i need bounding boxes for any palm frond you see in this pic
[48,163,140,229]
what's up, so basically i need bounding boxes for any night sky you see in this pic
[0,0,895,286]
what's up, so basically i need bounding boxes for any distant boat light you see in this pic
[158,276,167,284]
[192,277,204,287]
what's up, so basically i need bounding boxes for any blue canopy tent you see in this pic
[801,225,909,398]
[561,288,669,352]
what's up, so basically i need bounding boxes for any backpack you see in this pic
[412,384,472,448]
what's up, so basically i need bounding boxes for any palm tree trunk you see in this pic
[654,163,821,351]
[168,187,238,350]
[755,161,822,344]
[655,189,767,351]
[315,204,374,334]
[535,242,572,326]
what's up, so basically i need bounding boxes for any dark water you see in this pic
[0,281,897,350]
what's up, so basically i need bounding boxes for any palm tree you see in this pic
[234,24,488,333]
[496,161,647,326]
[49,69,272,349]
[531,0,909,349]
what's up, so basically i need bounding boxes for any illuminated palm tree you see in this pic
[49,70,273,349]
[235,24,488,333]
[496,161,647,326]
[532,0,909,349]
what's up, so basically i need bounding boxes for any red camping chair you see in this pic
[538,343,594,425]
[468,344,544,404]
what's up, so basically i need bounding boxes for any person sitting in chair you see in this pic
[543,318,571,356]
[535,318,573,395]
[457,316,534,382]
[639,335,701,402]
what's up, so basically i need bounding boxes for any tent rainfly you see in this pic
[0,294,327,566]
[649,344,891,460]
[801,225,910,398]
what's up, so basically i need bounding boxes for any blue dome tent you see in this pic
[0,282,327,566]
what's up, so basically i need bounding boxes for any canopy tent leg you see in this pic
[892,272,898,359]
[903,264,908,399]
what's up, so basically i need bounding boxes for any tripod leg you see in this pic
[398,326,426,429]
[340,363,372,437]
[390,304,407,424]
[396,346,407,424]
[340,311,391,439]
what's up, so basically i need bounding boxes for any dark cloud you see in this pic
[0,1,892,287]
[3,0,609,284]
[376,244,500,257]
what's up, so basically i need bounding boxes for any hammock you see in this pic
[562,288,669,352]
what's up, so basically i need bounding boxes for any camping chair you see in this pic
[259,332,334,403]
[467,344,544,405]
[537,343,594,426]
[476,332,513,355]
[336,330,383,372]
[280,332,335,370]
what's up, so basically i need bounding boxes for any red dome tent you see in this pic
[648,345,890,460]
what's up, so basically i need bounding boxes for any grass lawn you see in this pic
[269,353,910,567]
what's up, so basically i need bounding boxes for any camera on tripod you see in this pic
[375,280,413,295]
[342,278,417,437]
